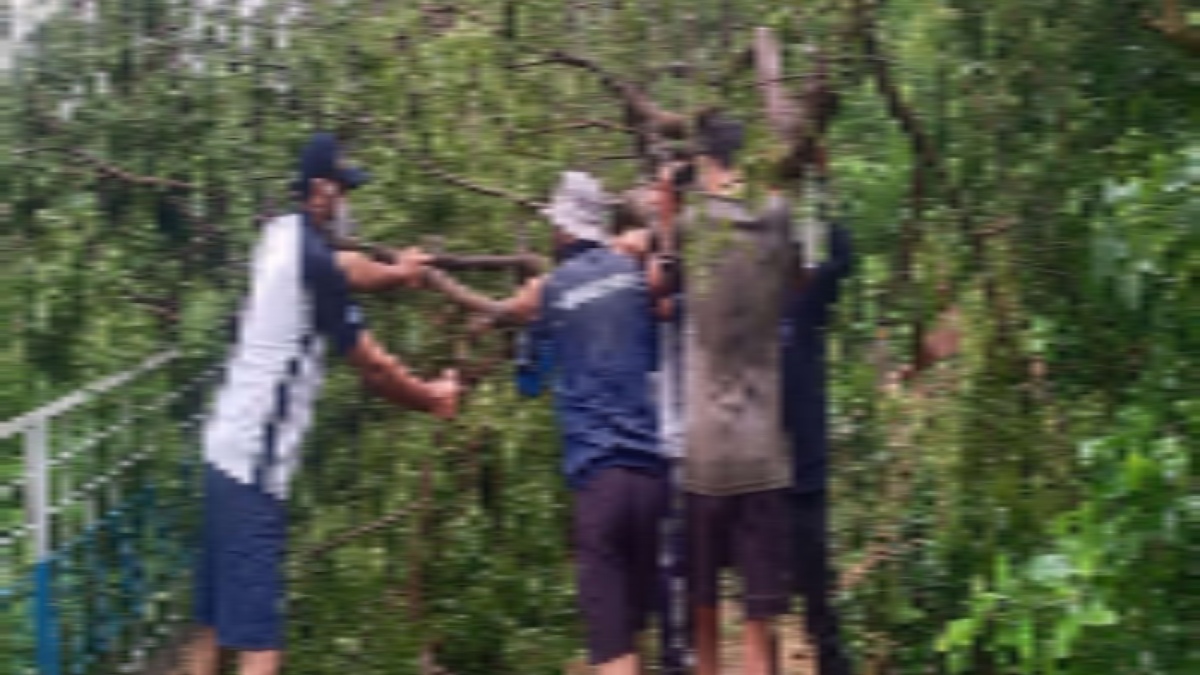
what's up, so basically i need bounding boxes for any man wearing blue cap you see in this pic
[186,133,461,675]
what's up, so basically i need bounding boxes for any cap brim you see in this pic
[339,167,370,190]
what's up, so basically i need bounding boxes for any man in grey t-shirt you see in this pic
[675,112,802,675]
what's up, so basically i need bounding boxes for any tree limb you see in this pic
[1145,0,1200,56]
[754,27,804,141]
[513,119,642,137]
[18,147,204,191]
[852,0,938,204]
[429,253,547,276]
[408,153,546,210]
[421,268,511,318]
[327,231,546,276]
[542,50,689,139]
[752,27,840,184]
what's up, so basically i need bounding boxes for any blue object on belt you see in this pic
[514,326,554,397]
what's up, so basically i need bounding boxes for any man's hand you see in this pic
[392,246,434,288]
[338,248,432,293]
[426,368,462,420]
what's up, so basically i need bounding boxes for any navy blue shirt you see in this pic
[539,245,665,489]
[781,224,853,494]
[302,213,366,356]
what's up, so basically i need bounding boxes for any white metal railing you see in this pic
[1,350,221,675]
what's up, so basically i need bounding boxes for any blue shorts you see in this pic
[194,464,287,651]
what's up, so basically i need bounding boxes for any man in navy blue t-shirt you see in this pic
[424,172,673,675]
[186,133,461,675]
[781,221,854,675]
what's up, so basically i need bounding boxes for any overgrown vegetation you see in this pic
[2,1,1197,674]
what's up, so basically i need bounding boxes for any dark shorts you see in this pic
[572,466,669,665]
[687,488,793,619]
[194,464,287,651]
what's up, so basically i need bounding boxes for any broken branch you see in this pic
[543,50,689,139]
[19,147,204,191]
[409,154,546,210]
[1145,0,1200,56]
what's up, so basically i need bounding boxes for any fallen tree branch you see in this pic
[120,291,180,323]
[409,153,546,210]
[852,0,939,205]
[542,50,689,139]
[1144,0,1200,56]
[293,503,420,566]
[328,231,546,276]
[421,268,511,318]
[429,253,547,276]
[18,147,204,191]
[513,119,642,137]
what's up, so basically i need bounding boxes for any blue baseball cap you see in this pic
[293,132,370,198]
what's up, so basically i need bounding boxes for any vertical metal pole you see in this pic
[26,420,61,675]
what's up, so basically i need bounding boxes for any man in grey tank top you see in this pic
[675,112,802,675]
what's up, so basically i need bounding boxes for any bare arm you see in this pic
[345,331,460,418]
[337,248,430,293]
[422,270,546,327]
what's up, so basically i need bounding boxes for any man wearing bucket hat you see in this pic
[422,171,672,675]
[186,133,461,675]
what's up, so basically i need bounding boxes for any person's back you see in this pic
[535,203,668,675]
[678,188,800,675]
[540,244,663,487]
[681,193,796,496]
[781,222,853,495]
[780,222,855,675]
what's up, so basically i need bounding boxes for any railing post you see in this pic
[25,420,60,675]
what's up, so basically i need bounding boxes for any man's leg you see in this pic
[792,491,852,675]
[573,468,650,674]
[204,466,289,675]
[595,652,640,675]
[187,467,221,675]
[184,627,219,675]
[693,604,721,675]
[239,649,284,675]
[741,618,778,675]
[735,489,793,675]
[628,469,671,670]
[686,493,731,675]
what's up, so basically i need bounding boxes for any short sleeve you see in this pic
[301,226,366,356]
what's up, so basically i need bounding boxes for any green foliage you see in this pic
[2,0,1197,674]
